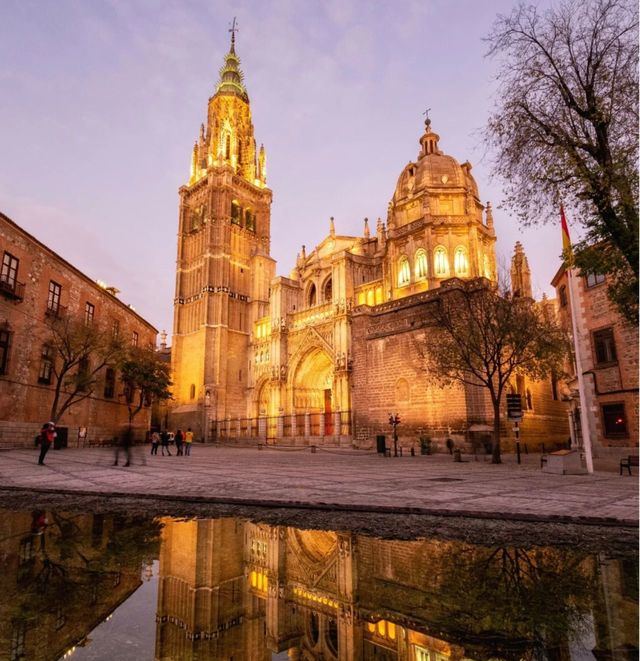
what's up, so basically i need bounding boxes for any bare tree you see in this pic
[419,280,567,463]
[46,315,124,423]
[485,0,639,321]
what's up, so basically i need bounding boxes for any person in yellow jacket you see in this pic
[184,428,194,455]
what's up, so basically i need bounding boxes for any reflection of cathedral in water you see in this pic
[155,518,639,661]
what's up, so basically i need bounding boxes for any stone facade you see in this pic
[0,212,157,447]
[170,33,569,450]
[552,263,639,457]
[155,517,637,660]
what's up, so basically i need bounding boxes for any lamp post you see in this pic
[204,390,211,443]
[388,413,401,457]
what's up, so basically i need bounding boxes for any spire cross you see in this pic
[422,107,431,120]
[229,17,239,46]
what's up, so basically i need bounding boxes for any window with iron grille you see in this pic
[602,403,628,438]
[111,318,120,339]
[131,331,138,347]
[104,367,115,399]
[78,357,90,391]
[0,329,11,375]
[593,328,617,365]
[38,345,54,384]
[559,284,568,307]
[1,251,19,288]
[84,301,95,325]
[47,280,61,312]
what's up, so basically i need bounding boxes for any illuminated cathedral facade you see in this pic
[170,32,568,449]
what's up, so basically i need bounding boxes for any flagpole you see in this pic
[565,264,595,474]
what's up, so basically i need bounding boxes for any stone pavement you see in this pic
[0,445,637,526]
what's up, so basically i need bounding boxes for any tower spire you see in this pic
[228,17,238,53]
[215,19,248,101]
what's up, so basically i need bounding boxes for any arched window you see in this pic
[454,246,469,276]
[189,384,196,400]
[395,378,410,403]
[323,277,333,302]
[414,249,428,280]
[434,246,449,277]
[225,134,231,160]
[397,256,410,287]
[366,289,374,306]
[308,283,317,307]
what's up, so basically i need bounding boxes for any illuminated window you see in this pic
[366,289,375,306]
[84,301,95,326]
[434,246,449,277]
[231,201,242,225]
[324,277,333,302]
[131,331,138,347]
[454,246,469,276]
[375,287,383,304]
[398,256,410,287]
[357,291,365,305]
[414,249,428,279]
[602,403,628,438]
[483,253,492,279]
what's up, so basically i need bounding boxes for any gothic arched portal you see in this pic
[292,347,334,415]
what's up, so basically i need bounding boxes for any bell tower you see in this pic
[171,25,275,436]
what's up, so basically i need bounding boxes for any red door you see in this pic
[324,389,333,435]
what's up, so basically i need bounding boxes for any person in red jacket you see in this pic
[38,422,56,465]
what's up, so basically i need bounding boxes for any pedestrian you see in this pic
[150,431,160,455]
[175,429,184,456]
[37,422,56,465]
[160,429,171,456]
[184,427,193,455]
[114,425,133,467]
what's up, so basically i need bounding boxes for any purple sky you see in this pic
[0,0,563,337]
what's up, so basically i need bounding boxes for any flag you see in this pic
[560,204,572,259]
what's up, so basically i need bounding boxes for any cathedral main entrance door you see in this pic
[324,389,333,435]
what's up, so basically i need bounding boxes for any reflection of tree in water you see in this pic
[9,511,162,626]
[430,544,597,659]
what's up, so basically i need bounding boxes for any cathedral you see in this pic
[170,31,569,451]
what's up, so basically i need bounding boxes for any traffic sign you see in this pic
[506,394,523,420]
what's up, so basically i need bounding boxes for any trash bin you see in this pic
[376,435,386,454]
[453,448,462,462]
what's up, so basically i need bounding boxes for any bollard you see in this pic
[311,445,316,454]
[410,447,415,457]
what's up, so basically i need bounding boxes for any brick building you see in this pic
[170,31,569,450]
[552,263,639,458]
[0,212,157,447]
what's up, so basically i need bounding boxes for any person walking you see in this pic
[160,429,171,456]
[37,422,56,465]
[150,431,160,455]
[175,429,184,456]
[184,428,194,456]
[114,425,133,467]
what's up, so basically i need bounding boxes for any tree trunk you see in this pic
[491,402,502,464]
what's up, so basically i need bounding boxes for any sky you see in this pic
[0,0,563,336]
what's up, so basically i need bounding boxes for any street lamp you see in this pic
[388,413,401,457]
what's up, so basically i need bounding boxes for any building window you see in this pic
[323,277,333,302]
[38,345,54,385]
[231,201,242,225]
[54,606,66,631]
[78,357,90,391]
[551,375,559,401]
[131,331,139,347]
[593,328,617,365]
[84,301,95,326]
[397,256,410,287]
[526,388,533,410]
[10,621,26,661]
[559,285,568,307]
[189,384,196,400]
[18,537,34,565]
[1,251,19,289]
[104,368,115,399]
[308,282,317,307]
[454,246,469,276]
[414,249,428,280]
[0,329,11,376]
[601,403,628,438]
[47,281,61,313]
[434,246,449,277]
[585,272,606,288]
[245,209,255,231]
[111,319,120,339]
